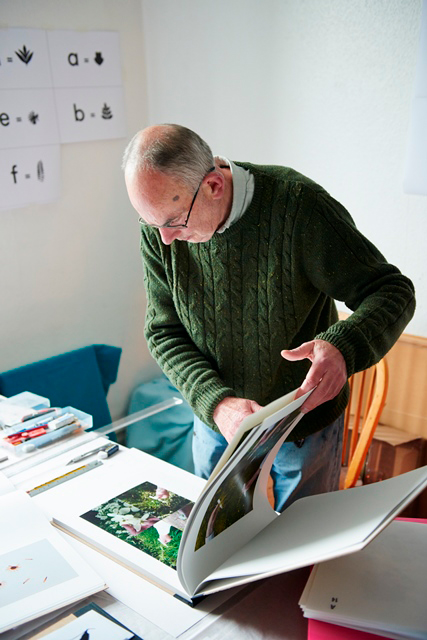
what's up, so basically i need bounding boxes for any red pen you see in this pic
[5,426,48,445]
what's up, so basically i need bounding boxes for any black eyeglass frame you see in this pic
[138,166,216,229]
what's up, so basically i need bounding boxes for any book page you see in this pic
[34,448,204,601]
[205,388,300,486]
[178,390,311,595]
[0,491,106,634]
[195,466,427,596]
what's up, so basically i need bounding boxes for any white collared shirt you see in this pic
[215,156,254,233]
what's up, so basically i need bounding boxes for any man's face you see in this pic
[125,169,220,245]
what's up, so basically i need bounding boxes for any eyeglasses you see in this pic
[138,166,215,229]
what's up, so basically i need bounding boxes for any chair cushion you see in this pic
[126,375,194,473]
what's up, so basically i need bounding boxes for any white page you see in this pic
[179,403,306,595]
[34,448,204,600]
[200,466,427,591]
[178,390,310,595]
[299,520,427,639]
[60,533,243,639]
[0,491,105,634]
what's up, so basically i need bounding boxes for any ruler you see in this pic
[27,459,103,496]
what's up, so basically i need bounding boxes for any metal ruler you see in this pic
[27,459,103,496]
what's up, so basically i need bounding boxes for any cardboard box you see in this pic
[364,424,424,483]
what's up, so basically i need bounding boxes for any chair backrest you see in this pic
[341,357,389,489]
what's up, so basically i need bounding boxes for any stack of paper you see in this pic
[299,520,427,640]
[0,489,106,634]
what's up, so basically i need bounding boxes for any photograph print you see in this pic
[80,481,193,569]
[0,539,78,607]
[194,407,301,551]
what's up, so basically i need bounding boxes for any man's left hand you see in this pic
[281,339,347,413]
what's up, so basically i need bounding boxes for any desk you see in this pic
[7,568,309,640]
[2,402,309,640]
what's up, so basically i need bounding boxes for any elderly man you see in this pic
[123,123,415,511]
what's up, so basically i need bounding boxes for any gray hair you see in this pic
[122,124,214,190]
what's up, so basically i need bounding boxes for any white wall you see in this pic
[141,0,427,336]
[1,0,160,420]
[1,1,425,424]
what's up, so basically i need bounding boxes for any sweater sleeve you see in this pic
[140,229,236,428]
[300,190,415,377]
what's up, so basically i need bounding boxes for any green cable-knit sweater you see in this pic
[140,163,415,440]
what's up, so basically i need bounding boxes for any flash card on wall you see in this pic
[47,30,122,87]
[55,86,126,143]
[0,28,52,90]
[0,28,126,148]
[0,145,61,210]
[0,89,60,149]
[0,28,126,209]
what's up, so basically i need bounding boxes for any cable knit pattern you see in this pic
[140,163,415,440]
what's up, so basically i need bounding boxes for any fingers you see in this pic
[284,340,347,413]
[249,400,263,414]
[214,397,263,443]
[300,371,337,413]
[281,341,314,362]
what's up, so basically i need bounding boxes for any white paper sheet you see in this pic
[34,448,203,600]
[203,466,427,587]
[0,145,60,210]
[0,491,105,634]
[299,520,427,639]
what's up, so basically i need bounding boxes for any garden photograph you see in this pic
[80,481,193,569]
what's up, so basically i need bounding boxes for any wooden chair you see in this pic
[341,357,389,489]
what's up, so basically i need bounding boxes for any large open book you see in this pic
[37,389,427,605]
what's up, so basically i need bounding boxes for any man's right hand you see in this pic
[213,397,263,443]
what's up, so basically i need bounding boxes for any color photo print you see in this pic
[0,539,78,607]
[80,482,193,570]
[195,407,301,551]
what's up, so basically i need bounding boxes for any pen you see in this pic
[19,421,82,453]
[21,408,58,423]
[66,442,118,465]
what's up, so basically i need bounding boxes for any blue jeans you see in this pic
[192,413,344,512]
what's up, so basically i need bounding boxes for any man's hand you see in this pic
[281,339,347,413]
[213,397,263,443]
